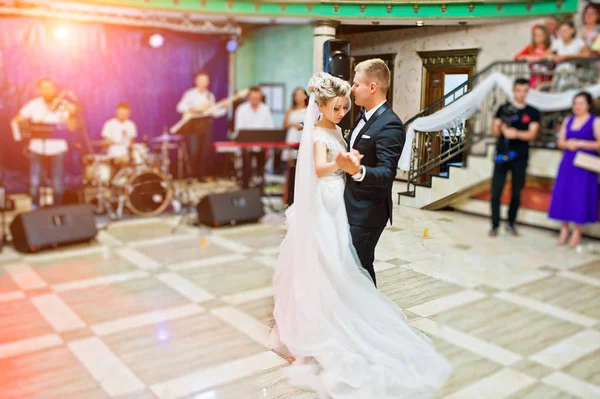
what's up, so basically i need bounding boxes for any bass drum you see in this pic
[113,167,173,217]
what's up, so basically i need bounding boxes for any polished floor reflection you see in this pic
[1,205,599,398]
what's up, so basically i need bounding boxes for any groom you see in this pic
[336,59,406,287]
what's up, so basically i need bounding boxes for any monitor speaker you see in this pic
[196,188,265,227]
[10,204,98,253]
[323,39,351,81]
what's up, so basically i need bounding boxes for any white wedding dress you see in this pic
[270,94,452,399]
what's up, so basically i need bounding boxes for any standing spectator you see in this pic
[549,92,600,247]
[282,87,308,163]
[489,78,541,237]
[553,21,586,67]
[580,3,600,49]
[514,25,553,88]
[552,21,587,89]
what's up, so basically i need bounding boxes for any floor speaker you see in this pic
[196,188,264,227]
[10,204,98,253]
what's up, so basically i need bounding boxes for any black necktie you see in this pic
[355,109,367,124]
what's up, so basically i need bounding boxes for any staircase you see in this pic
[398,57,600,211]
[399,148,493,211]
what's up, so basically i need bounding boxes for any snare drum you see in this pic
[130,143,149,166]
[83,154,113,186]
[130,143,160,168]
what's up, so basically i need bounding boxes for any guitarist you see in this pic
[176,72,216,180]
[11,78,77,208]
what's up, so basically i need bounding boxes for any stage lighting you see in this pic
[53,26,69,41]
[226,37,238,53]
[149,33,164,48]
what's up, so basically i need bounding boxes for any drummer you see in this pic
[101,102,137,166]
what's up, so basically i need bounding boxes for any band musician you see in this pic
[11,78,77,208]
[176,72,215,181]
[234,87,275,184]
[100,102,137,167]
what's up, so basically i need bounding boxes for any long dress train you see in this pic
[270,126,452,399]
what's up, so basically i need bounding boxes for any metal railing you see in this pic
[405,58,600,194]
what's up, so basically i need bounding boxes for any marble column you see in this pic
[313,20,339,74]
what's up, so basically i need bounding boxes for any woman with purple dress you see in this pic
[549,92,600,247]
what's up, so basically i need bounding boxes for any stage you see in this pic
[1,204,599,398]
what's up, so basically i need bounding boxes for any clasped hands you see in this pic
[501,124,518,140]
[566,139,584,152]
[335,149,363,175]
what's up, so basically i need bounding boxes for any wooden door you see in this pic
[418,71,445,182]
[418,68,472,183]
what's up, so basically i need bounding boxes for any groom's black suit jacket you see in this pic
[344,102,406,228]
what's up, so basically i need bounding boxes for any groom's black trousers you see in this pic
[350,224,385,287]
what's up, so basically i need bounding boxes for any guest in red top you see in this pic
[514,25,553,89]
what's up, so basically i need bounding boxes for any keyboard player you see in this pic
[233,87,275,184]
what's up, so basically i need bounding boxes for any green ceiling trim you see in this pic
[69,0,579,19]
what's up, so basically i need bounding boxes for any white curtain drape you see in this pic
[398,72,600,171]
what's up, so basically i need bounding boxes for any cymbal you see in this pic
[151,133,183,143]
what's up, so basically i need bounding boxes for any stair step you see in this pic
[398,190,415,198]
[414,181,432,188]
[432,172,449,179]
[448,162,464,168]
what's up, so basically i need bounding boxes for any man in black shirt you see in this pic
[490,78,541,237]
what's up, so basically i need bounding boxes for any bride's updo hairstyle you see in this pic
[307,72,351,107]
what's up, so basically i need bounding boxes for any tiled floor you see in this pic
[1,205,599,399]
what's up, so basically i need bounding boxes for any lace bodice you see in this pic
[313,127,347,179]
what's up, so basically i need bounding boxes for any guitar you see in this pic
[170,88,250,134]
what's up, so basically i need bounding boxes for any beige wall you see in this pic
[342,18,542,121]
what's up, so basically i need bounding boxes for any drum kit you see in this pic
[84,133,189,219]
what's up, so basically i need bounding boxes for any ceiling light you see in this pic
[226,36,239,52]
[149,33,164,48]
[53,26,70,41]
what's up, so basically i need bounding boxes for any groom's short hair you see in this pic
[354,59,390,93]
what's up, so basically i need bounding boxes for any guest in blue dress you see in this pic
[548,91,600,247]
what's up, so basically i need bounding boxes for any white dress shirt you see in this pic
[16,97,70,156]
[101,118,138,158]
[234,102,275,131]
[350,101,386,182]
[176,88,215,114]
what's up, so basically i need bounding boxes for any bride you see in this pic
[270,72,452,398]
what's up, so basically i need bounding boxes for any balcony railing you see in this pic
[404,58,600,195]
